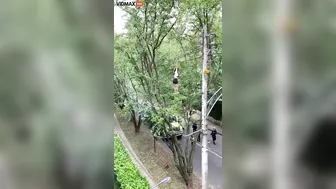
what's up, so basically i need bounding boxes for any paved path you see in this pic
[174,113,223,188]
[191,115,224,189]
[192,140,223,189]
[186,131,223,189]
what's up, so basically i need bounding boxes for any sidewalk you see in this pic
[114,114,156,188]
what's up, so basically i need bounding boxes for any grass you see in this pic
[116,112,203,189]
[114,134,150,189]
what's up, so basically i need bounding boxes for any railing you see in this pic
[206,87,222,116]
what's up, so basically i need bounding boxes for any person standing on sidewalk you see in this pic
[211,128,217,145]
[190,122,197,145]
[192,122,201,142]
[192,122,197,132]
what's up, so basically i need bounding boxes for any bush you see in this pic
[114,134,150,189]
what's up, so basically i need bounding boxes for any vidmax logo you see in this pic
[136,0,143,8]
[115,0,143,8]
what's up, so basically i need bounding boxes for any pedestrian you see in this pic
[192,122,197,132]
[192,122,201,142]
[211,128,217,145]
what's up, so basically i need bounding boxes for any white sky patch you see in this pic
[114,7,127,34]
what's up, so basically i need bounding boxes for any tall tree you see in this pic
[114,0,222,186]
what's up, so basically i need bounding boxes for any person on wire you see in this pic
[172,67,179,92]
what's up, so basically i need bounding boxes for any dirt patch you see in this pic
[116,113,203,189]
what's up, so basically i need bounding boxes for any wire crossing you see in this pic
[206,87,222,116]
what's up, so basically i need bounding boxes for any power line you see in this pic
[169,48,221,63]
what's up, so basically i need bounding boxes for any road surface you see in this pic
[189,133,223,189]
[134,110,223,188]
[144,126,223,189]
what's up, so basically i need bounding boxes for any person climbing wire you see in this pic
[172,67,179,92]
[211,128,217,145]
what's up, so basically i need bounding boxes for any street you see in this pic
[152,128,223,189]
[137,110,223,188]
[191,134,223,189]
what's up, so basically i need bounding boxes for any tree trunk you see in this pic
[135,125,140,132]
[131,109,139,132]
[138,115,142,128]
[170,136,194,188]
[186,177,193,188]
[163,121,195,188]
[132,109,142,133]
[154,137,156,153]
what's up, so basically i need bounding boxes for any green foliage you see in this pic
[114,134,150,189]
[114,0,222,183]
[114,0,223,136]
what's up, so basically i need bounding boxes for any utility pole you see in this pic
[271,0,292,188]
[201,24,209,189]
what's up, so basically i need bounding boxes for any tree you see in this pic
[114,0,222,186]
[114,34,144,132]
[178,0,222,90]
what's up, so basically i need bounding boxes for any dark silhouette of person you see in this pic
[197,133,201,142]
[192,122,201,142]
[172,78,178,84]
[211,128,217,145]
[192,122,197,132]
[190,122,197,145]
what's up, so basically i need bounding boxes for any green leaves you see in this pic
[114,134,150,189]
[115,1,222,183]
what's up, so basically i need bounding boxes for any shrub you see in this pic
[114,134,150,189]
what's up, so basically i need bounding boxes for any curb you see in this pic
[114,114,157,188]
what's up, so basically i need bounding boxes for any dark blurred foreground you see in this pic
[1,0,336,189]
[222,0,336,189]
[0,1,114,189]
